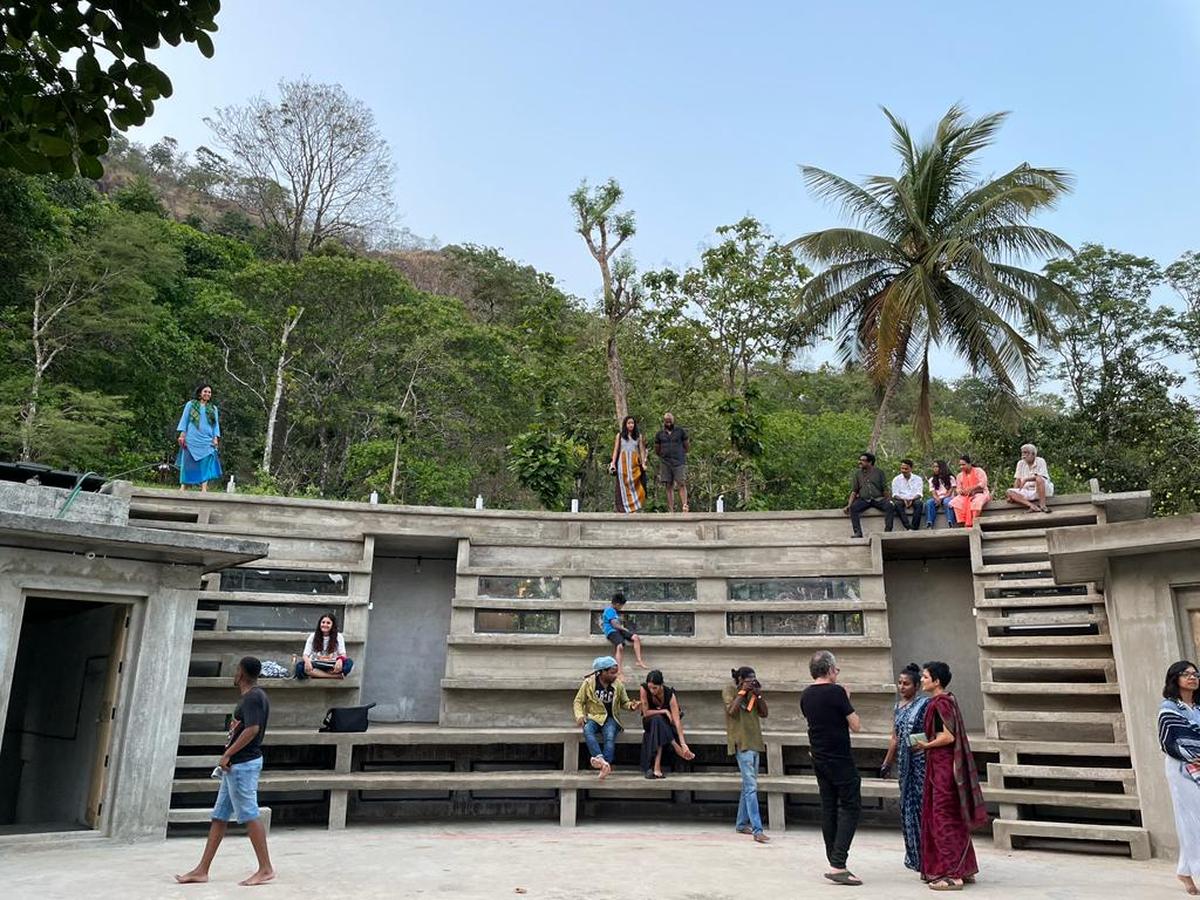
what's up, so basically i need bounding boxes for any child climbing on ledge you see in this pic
[600,592,647,672]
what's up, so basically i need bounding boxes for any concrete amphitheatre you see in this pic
[2,471,1200,888]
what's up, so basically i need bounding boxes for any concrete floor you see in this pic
[0,822,1186,899]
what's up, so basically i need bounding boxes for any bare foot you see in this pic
[636,661,649,669]
[598,760,612,780]
[238,869,276,886]
[174,870,209,884]
[589,756,603,771]
[1179,875,1199,895]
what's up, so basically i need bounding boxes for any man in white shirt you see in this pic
[890,459,924,531]
[1005,443,1054,513]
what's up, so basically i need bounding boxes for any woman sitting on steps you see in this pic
[294,613,354,680]
[639,670,696,779]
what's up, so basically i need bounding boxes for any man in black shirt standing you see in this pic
[800,650,863,886]
[654,412,690,513]
[176,656,275,887]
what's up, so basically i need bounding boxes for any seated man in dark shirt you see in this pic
[843,451,895,538]
[800,650,864,886]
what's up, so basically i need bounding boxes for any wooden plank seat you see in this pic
[168,806,272,833]
[992,818,1150,860]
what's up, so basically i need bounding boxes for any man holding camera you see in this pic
[723,666,770,843]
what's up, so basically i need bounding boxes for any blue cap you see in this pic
[592,655,618,671]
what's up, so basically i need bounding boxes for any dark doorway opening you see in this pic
[0,597,128,834]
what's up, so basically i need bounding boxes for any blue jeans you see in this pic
[735,749,763,835]
[925,496,956,527]
[211,755,263,824]
[583,718,620,763]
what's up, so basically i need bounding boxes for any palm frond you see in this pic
[798,166,900,235]
[789,227,907,266]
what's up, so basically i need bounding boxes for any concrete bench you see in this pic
[169,806,272,833]
[992,818,1150,860]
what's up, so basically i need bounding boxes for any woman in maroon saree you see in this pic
[914,661,989,891]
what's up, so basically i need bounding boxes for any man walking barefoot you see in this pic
[175,656,275,887]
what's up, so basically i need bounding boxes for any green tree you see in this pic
[0,0,219,178]
[570,178,638,424]
[792,104,1074,451]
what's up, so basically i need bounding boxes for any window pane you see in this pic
[727,577,861,603]
[196,601,345,632]
[590,610,695,636]
[218,568,350,596]
[726,611,864,636]
[474,609,561,634]
[477,576,561,599]
[590,578,696,603]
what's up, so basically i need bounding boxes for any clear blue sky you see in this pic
[130,1,1200,380]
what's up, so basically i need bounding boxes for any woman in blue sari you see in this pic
[176,384,222,491]
[880,662,930,872]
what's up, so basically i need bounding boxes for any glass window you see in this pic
[590,578,696,603]
[218,568,350,596]
[727,577,862,603]
[197,601,345,632]
[726,611,864,636]
[590,611,695,636]
[477,576,561,599]
[474,609,561,634]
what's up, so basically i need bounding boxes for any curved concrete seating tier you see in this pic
[129,487,1155,859]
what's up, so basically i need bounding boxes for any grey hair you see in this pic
[809,650,837,679]
[1021,443,1037,455]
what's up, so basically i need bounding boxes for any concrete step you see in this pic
[983,611,1106,627]
[439,676,898,695]
[169,806,272,833]
[975,562,1054,576]
[186,676,359,690]
[992,819,1149,860]
[979,633,1112,648]
[981,681,1120,696]
[980,528,1049,541]
[975,593,1104,609]
[987,763,1136,793]
[985,710,1126,743]
[977,508,1099,529]
[981,657,1117,681]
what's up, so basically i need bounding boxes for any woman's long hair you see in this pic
[619,416,640,441]
[1164,660,1198,701]
[312,612,340,655]
[930,459,953,491]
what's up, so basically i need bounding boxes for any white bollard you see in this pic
[475,494,485,510]
[226,476,236,493]
[716,495,725,513]
[369,491,379,504]
[570,498,580,513]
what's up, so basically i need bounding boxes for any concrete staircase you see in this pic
[971,506,1148,857]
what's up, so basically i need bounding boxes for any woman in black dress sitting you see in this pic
[639,670,696,778]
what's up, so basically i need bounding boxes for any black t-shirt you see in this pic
[655,427,689,465]
[800,682,855,763]
[227,686,270,764]
[595,674,615,721]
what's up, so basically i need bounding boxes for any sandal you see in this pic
[929,879,963,891]
[824,871,863,886]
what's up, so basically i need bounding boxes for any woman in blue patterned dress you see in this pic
[880,662,930,872]
[176,384,222,491]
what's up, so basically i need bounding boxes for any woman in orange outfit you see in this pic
[948,455,989,528]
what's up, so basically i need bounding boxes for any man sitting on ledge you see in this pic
[1005,443,1054,514]
[573,656,641,779]
[843,451,893,538]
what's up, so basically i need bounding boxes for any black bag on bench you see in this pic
[319,702,376,733]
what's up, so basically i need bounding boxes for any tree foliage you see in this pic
[0,0,219,178]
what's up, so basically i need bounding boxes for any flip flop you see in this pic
[824,871,863,886]
[928,879,962,891]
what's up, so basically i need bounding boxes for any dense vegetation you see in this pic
[1,86,1198,515]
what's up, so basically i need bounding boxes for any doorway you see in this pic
[364,554,455,722]
[0,597,128,834]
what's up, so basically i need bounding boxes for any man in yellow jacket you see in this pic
[573,656,641,778]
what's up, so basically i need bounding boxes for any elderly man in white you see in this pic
[890,458,925,531]
[1005,443,1054,513]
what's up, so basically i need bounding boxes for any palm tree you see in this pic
[791,104,1074,450]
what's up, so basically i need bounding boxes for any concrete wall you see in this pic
[1,601,121,827]
[0,482,129,525]
[1106,551,1199,858]
[0,549,205,842]
[884,558,983,731]
[364,557,455,722]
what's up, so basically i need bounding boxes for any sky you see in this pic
[128,1,1200,382]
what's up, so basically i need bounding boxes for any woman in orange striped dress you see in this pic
[609,416,647,513]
